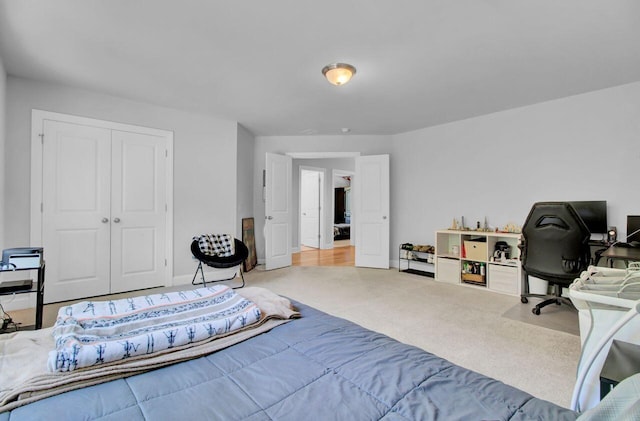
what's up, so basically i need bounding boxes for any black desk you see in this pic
[596,245,640,268]
[0,261,45,331]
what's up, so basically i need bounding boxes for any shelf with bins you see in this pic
[434,230,522,296]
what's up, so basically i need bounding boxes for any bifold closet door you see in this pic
[42,122,167,303]
[109,130,166,294]
[42,120,112,302]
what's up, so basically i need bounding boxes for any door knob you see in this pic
[383,216,387,220]
[101,218,109,223]
[113,218,121,223]
[266,216,273,220]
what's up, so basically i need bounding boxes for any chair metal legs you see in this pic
[191,261,245,289]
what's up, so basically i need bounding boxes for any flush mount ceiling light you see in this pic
[322,63,356,86]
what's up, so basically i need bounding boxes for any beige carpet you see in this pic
[11,265,581,409]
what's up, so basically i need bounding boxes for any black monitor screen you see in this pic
[569,201,608,234]
[627,216,640,243]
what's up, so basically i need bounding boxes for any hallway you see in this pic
[292,243,354,266]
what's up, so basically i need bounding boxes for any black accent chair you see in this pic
[520,202,591,315]
[191,238,248,289]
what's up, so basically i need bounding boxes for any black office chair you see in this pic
[191,236,248,289]
[520,202,591,315]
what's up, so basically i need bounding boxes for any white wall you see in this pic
[0,56,5,252]
[5,77,239,279]
[255,82,640,263]
[391,81,640,254]
[236,123,255,238]
[6,76,638,273]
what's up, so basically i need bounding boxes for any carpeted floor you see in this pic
[10,265,581,408]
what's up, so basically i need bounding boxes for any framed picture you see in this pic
[242,217,257,272]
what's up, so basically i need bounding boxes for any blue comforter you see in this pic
[1,301,577,420]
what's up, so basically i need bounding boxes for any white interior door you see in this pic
[110,130,166,293]
[37,111,173,303]
[354,155,390,268]
[265,153,292,270]
[42,120,112,302]
[300,169,320,248]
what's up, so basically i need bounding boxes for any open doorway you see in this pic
[292,157,356,266]
[333,170,354,249]
[265,152,389,270]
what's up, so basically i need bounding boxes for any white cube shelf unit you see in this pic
[435,230,522,296]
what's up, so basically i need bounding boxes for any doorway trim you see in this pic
[30,110,174,287]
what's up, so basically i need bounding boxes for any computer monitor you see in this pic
[568,201,608,234]
[627,215,640,243]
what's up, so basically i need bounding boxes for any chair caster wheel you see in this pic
[532,307,541,315]
[521,297,528,304]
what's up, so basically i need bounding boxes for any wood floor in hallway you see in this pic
[292,244,354,266]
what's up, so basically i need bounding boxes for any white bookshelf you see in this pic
[435,230,522,296]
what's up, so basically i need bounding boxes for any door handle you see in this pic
[266,216,273,220]
[101,218,109,223]
[113,218,121,223]
[383,216,387,220]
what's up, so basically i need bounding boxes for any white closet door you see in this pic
[42,120,112,303]
[110,130,166,293]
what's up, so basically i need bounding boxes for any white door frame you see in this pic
[30,110,174,288]
[288,152,360,249]
[299,166,325,250]
[267,152,365,267]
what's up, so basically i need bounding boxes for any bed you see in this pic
[0,288,579,420]
[333,223,350,240]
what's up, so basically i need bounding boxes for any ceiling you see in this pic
[1,1,639,136]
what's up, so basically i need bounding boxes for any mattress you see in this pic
[1,301,577,420]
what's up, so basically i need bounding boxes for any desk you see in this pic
[0,261,45,330]
[596,245,640,268]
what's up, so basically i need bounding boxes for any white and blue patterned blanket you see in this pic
[48,285,261,372]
